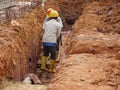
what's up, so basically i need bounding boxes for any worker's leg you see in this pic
[41,46,49,70]
[56,44,59,59]
[56,50,59,59]
[48,46,56,72]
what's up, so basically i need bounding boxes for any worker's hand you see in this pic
[57,17,61,22]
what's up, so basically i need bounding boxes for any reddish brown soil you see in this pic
[0,0,59,85]
[48,0,120,90]
[0,0,119,90]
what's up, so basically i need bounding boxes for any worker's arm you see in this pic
[56,17,63,46]
[43,17,50,30]
[57,34,62,46]
[57,17,63,28]
[43,17,63,29]
[56,23,62,42]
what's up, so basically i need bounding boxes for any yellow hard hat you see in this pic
[47,10,59,18]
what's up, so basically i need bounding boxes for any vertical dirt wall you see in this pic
[0,7,44,82]
[66,0,120,55]
[64,0,120,89]
[58,0,84,31]
[48,0,119,90]
[0,0,60,84]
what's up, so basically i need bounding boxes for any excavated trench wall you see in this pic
[47,0,120,90]
[0,7,44,83]
[60,0,120,89]
[64,0,120,55]
[59,0,84,31]
[0,0,59,85]
[58,0,120,55]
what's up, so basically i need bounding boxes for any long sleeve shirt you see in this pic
[42,19,62,46]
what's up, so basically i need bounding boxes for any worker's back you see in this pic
[42,19,61,44]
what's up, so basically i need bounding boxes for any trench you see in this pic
[0,0,120,90]
[0,0,77,89]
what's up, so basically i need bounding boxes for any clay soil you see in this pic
[48,0,120,90]
[0,0,120,90]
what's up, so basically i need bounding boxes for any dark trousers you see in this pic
[43,45,56,60]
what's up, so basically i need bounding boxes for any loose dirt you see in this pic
[2,81,47,90]
[0,0,119,90]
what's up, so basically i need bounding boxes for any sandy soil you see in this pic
[2,81,47,90]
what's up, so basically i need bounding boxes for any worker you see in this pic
[43,8,63,60]
[41,10,63,72]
